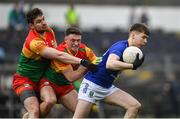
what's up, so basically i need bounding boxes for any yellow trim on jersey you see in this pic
[22,38,47,60]
[85,46,97,62]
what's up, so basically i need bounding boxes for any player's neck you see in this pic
[70,50,77,56]
[36,30,45,36]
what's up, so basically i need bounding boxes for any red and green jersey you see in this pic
[44,42,97,86]
[16,28,57,82]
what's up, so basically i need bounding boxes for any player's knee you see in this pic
[44,96,57,107]
[127,101,141,111]
[134,102,141,110]
[33,109,40,117]
[29,107,40,117]
[131,101,141,111]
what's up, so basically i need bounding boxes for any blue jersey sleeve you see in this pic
[109,43,126,58]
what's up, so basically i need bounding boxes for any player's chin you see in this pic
[72,47,79,50]
[40,28,48,33]
[43,27,49,31]
[41,25,48,30]
[142,43,146,46]
[140,43,146,47]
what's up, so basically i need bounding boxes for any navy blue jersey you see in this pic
[85,40,129,88]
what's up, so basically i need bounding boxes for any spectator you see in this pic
[129,6,137,27]
[139,9,149,26]
[163,73,180,117]
[8,1,27,31]
[65,2,80,27]
[7,1,27,54]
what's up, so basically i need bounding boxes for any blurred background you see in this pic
[0,0,180,118]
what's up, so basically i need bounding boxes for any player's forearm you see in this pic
[65,67,87,82]
[56,52,82,64]
[40,47,81,64]
[106,60,133,70]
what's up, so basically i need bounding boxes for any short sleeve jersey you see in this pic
[44,42,97,86]
[16,28,57,82]
[85,40,128,88]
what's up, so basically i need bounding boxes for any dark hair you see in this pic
[26,8,43,24]
[65,27,82,36]
[130,23,149,36]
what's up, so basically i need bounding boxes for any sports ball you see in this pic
[122,46,143,63]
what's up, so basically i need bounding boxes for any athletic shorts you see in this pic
[78,78,119,104]
[12,73,39,96]
[40,78,74,98]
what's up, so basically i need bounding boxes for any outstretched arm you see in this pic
[40,47,81,64]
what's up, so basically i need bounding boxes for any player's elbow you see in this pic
[67,79,74,83]
[106,62,113,69]
[66,75,76,83]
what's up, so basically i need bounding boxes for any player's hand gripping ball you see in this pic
[123,46,143,64]
[123,46,145,70]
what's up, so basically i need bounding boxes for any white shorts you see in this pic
[78,78,119,104]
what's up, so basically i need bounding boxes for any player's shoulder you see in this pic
[57,42,66,51]
[112,40,128,48]
[116,40,128,45]
[79,43,87,48]
[79,43,93,52]
[25,30,41,45]
[109,40,128,52]
[80,43,93,49]
[27,29,36,38]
